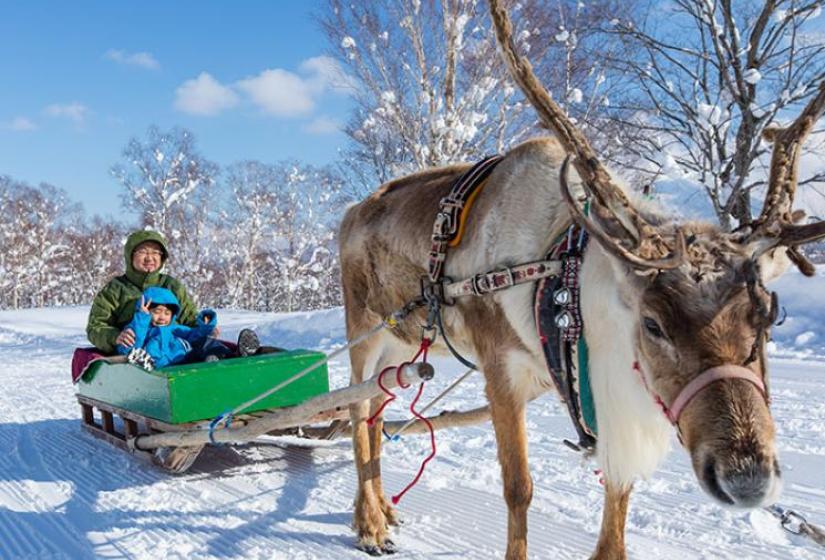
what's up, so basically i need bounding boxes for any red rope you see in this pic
[367,364,401,426]
[363,338,437,504]
[391,380,437,504]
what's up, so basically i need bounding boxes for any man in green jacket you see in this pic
[86,230,198,354]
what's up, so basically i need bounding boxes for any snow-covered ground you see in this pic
[1,271,824,559]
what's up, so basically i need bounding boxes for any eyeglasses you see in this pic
[134,249,163,258]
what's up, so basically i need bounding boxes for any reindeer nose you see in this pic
[702,456,781,508]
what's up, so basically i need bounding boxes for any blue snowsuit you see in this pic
[116,286,219,368]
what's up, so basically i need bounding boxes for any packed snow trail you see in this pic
[0,305,823,559]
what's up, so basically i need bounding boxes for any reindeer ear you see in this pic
[756,247,792,283]
[596,247,657,312]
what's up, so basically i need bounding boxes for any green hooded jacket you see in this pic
[86,230,197,353]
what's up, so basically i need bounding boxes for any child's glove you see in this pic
[196,309,217,327]
[126,347,155,371]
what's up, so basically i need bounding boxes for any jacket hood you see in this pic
[136,286,181,321]
[124,230,169,287]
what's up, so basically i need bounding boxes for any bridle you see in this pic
[635,361,770,440]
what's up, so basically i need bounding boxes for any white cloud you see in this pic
[104,49,160,70]
[304,116,341,134]
[44,102,89,124]
[299,56,357,93]
[173,56,354,119]
[236,57,353,117]
[174,72,239,116]
[236,69,315,117]
[5,117,38,131]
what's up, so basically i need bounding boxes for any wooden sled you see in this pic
[75,350,490,474]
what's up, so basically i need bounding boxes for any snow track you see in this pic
[0,306,823,559]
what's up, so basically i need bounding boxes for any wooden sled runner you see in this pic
[74,348,489,473]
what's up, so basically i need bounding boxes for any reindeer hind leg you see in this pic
[348,333,393,553]
[367,338,415,532]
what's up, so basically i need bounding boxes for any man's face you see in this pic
[150,305,173,326]
[132,241,163,273]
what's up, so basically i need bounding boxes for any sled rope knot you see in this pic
[208,410,233,445]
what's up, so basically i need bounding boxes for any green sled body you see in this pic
[75,350,330,424]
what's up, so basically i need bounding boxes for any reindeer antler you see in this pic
[560,157,687,270]
[488,0,683,270]
[748,81,825,274]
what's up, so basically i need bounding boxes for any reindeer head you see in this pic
[628,229,784,507]
[489,0,825,508]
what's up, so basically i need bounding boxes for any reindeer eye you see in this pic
[643,317,665,339]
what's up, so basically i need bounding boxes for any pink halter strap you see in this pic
[666,364,767,424]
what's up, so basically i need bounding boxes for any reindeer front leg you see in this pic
[350,398,392,555]
[591,481,632,560]
[487,382,533,560]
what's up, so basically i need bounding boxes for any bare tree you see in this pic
[606,0,825,229]
[320,0,634,195]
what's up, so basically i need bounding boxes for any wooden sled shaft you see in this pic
[132,362,435,450]
[297,405,492,439]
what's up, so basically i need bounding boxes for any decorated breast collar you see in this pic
[534,224,597,453]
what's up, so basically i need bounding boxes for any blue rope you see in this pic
[208,410,233,445]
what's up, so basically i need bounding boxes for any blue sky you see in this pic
[0,1,352,219]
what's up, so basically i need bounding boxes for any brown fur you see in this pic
[591,483,632,560]
[340,143,549,555]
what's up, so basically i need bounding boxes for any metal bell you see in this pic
[553,287,571,305]
[555,311,572,329]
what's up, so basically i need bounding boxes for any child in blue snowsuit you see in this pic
[116,286,229,369]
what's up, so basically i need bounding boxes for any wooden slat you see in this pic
[124,418,139,438]
[80,403,95,426]
[76,395,204,432]
[81,423,155,463]
[101,410,115,434]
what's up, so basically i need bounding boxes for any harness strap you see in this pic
[444,259,562,300]
[429,155,503,283]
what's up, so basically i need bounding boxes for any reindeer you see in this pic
[339,1,825,558]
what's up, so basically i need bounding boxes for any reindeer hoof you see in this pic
[381,539,398,554]
[357,538,398,556]
[357,543,383,556]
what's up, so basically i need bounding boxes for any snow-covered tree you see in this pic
[321,0,632,194]
[63,219,127,306]
[112,126,218,233]
[273,163,348,311]
[111,126,219,300]
[219,161,285,310]
[0,177,79,308]
[214,161,350,312]
[606,0,825,229]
